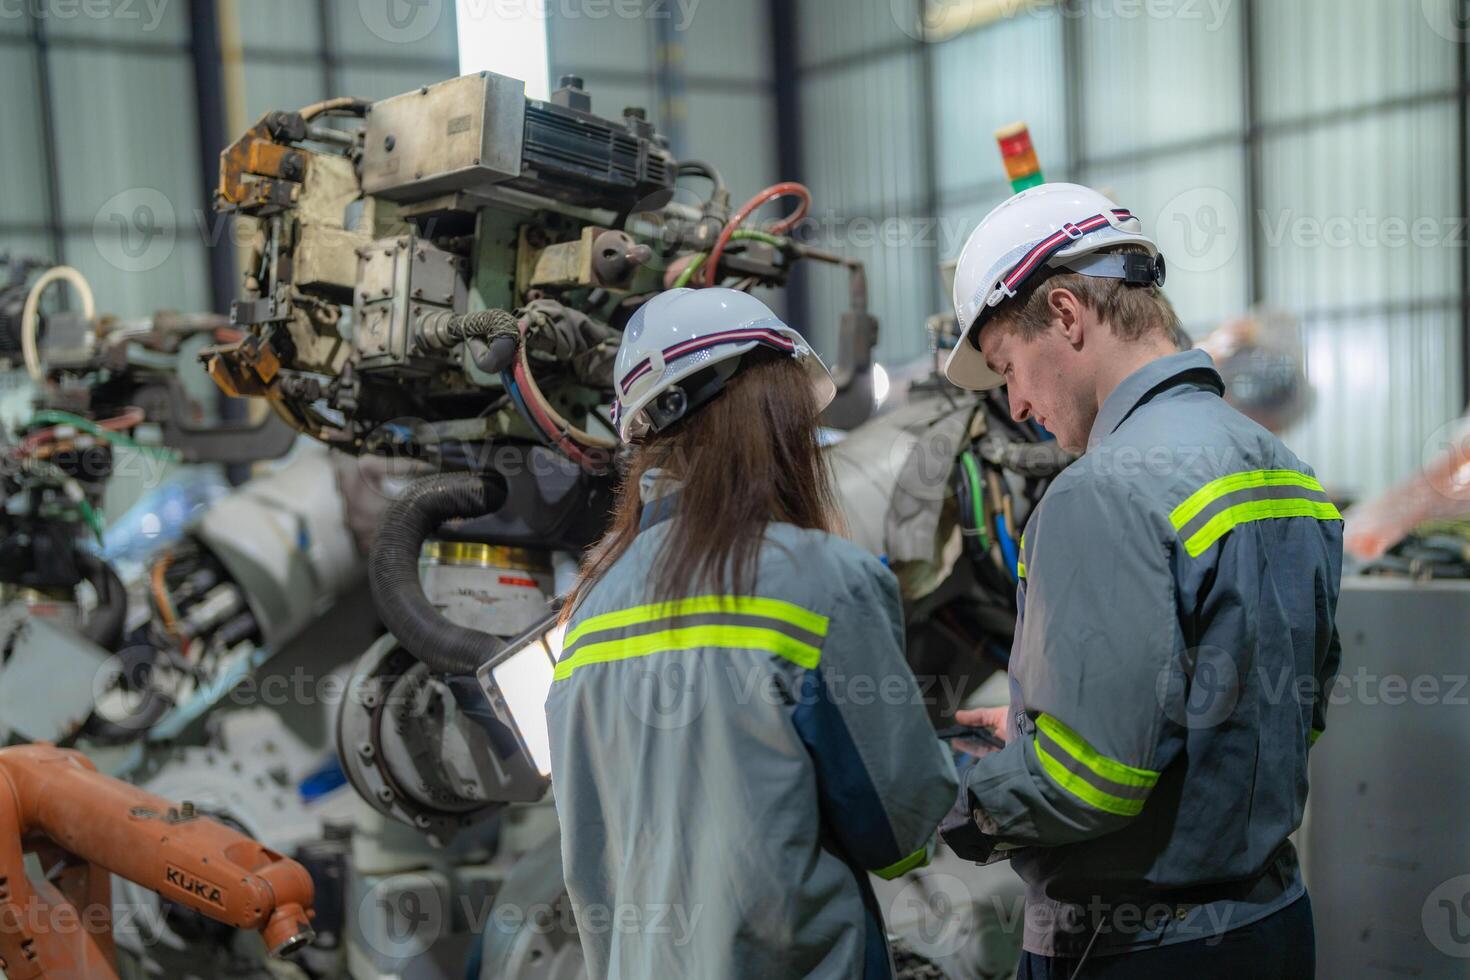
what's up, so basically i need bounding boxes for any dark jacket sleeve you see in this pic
[958,481,1186,848]
[792,551,959,879]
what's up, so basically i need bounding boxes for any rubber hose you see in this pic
[368,472,510,674]
[67,645,171,747]
[456,309,520,341]
[472,334,520,375]
[77,552,127,651]
[417,307,520,353]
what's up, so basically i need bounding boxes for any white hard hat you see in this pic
[612,287,836,441]
[945,182,1162,390]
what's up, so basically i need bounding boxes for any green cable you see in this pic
[78,498,105,544]
[729,229,785,247]
[672,254,707,289]
[672,229,789,289]
[960,451,990,550]
[24,409,180,461]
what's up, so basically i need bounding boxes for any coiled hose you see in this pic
[368,473,509,674]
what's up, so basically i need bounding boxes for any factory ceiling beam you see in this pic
[26,10,65,266]
[189,0,237,316]
[770,0,808,332]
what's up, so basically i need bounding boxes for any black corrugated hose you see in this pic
[368,472,509,674]
[77,552,126,651]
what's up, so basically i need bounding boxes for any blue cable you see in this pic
[995,512,1019,581]
[298,759,348,802]
[501,372,546,445]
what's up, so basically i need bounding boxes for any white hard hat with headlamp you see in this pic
[612,287,836,442]
[945,182,1167,391]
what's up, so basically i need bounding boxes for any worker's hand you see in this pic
[954,705,1009,740]
[951,705,1009,758]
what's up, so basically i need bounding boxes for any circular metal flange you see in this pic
[337,634,504,844]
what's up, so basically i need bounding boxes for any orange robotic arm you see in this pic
[0,743,314,979]
[1344,419,1470,560]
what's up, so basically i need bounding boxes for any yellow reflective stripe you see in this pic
[873,843,931,881]
[1182,498,1343,558]
[1310,728,1324,745]
[553,624,822,680]
[1017,558,1026,579]
[1170,469,1327,530]
[565,594,830,648]
[1035,742,1146,817]
[1035,714,1159,790]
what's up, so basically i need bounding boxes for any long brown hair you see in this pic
[564,350,837,618]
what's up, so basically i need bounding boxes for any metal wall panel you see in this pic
[797,0,914,69]
[797,40,931,364]
[800,48,926,216]
[1286,307,1461,500]
[1258,103,1461,314]
[1086,144,1251,333]
[803,221,935,366]
[331,0,459,60]
[681,0,770,81]
[547,3,652,72]
[39,0,187,43]
[932,8,1067,198]
[0,44,51,227]
[237,0,320,51]
[47,47,202,228]
[1255,0,1461,123]
[939,183,1013,266]
[64,231,210,319]
[1080,0,1244,159]
[683,90,779,203]
[242,62,327,125]
[0,234,53,265]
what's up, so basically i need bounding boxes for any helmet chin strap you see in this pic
[1055,251,1167,288]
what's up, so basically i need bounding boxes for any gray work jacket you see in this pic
[547,492,958,979]
[945,349,1343,957]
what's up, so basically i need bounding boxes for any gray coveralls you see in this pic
[942,349,1344,958]
[546,479,959,979]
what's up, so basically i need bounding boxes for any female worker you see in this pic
[545,287,958,980]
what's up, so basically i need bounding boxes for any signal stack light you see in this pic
[996,122,1044,192]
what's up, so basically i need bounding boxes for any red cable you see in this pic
[512,354,597,471]
[18,406,147,455]
[700,181,812,288]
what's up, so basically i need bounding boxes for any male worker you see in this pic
[939,183,1342,979]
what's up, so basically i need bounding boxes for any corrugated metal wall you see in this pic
[546,1,778,222]
[793,0,1468,500]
